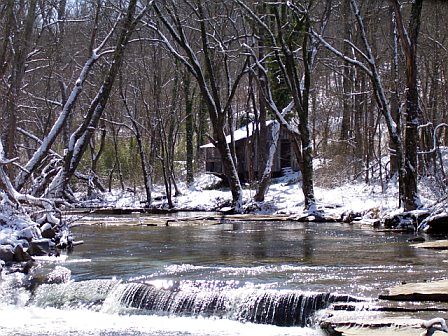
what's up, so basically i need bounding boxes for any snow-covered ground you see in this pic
[74,171,442,221]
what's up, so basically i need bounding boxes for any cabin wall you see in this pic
[205,147,223,174]
[202,124,300,180]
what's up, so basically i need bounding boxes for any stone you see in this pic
[13,244,31,262]
[16,239,30,249]
[408,236,425,243]
[17,226,41,241]
[46,266,71,284]
[421,214,448,234]
[28,239,53,256]
[321,319,447,336]
[414,240,448,250]
[379,279,448,302]
[0,244,14,262]
[41,223,56,239]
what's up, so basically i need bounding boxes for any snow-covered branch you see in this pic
[417,123,448,155]
[310,31,373,77]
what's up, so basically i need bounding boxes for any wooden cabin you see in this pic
[200,121,299,182]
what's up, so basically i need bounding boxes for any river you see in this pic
[0,220,446,335]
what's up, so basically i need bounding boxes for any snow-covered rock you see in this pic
[0,245,14,262]
[41,223,56,239]
[13,244,31,262]
[28,239,53,257]
[17,226,41,240]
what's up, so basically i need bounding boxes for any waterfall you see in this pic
[28,279,362,327]
[32,279,120,310]
[106,281,361,327]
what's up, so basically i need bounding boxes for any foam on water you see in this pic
[0,303,322,336]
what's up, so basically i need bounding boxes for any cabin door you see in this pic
[280,140,291,169]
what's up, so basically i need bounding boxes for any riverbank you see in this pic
[73,172,444,227]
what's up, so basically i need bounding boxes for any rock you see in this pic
[379,279,448,302]
[28,239,53,256]
[413,240,448,250]
[16,239,30,249]
[420,213,448,234]
[17,226,41,241]
[408,236,425,243]
[13,244,31,262]
[29,265,71,289]
[383,210,429,231]
[46,266,71,284]
[40,223,56,239]
[0,244,14,262]
[220,206,235,214]
[56,231,73,249]
[320,318,447,336]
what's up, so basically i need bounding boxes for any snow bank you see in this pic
[83,172,423,219]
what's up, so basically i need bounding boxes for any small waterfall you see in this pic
[32,279,120,310]
[108,281,361,327]
[26,279,362,327]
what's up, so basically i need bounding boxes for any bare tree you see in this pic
[146,0,248,210]
[390,0,423,210]
[46,0,149,198]
[313,0,425,211]
[238,1,325,211]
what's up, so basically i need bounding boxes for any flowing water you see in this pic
[1,220,447,335]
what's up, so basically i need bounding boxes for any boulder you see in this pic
[28,239,53,256]
[13,244,31,262]
[46,266,71,284]
[40,223,56,239]
[0,244,14,262]
[420,213,448,233]
[29,265,71,289]
[383,210,429,231]
[16,239,30,249]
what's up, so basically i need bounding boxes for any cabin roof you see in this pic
[200,120,275,148]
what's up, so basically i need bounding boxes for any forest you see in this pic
[0,0,447,224]
[1,2,448,334]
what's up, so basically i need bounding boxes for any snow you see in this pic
[72,171,426,221]
[68,155,445,223]
[201,120,274,148]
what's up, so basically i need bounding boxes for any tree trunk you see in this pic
[255,22,269,197]
[3,0,37,162]
[340,0,352,147]
[391,0,423,211]
[184,71,195,186]
[389,7,400,178]
[254,121,280,202]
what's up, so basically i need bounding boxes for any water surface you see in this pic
[68,221,447,297]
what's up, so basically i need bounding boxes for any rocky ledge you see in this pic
[320,279,448,335]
